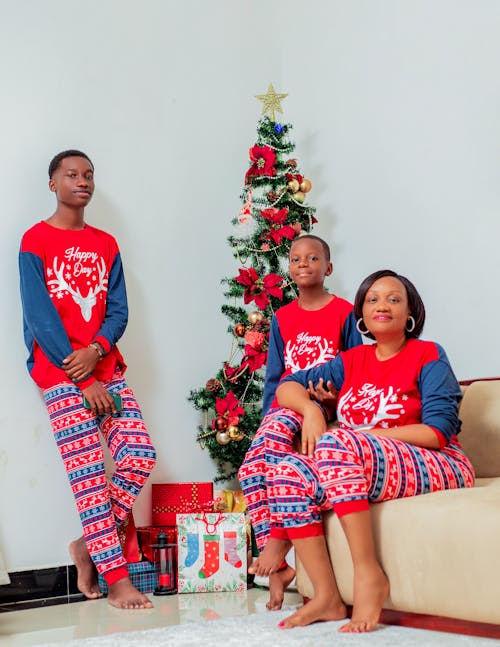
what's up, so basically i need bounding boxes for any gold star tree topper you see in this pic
[255,83,288,122]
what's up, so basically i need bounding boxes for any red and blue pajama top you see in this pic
[19,221,127,390]
[281,338,462,447]
[262,296,362,414]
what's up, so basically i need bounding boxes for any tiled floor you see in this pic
[0,587,303,646]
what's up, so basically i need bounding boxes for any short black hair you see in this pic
[354,269,426,339]
[48,150,94,178]
[290,234,331,261]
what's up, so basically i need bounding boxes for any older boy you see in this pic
[19,150,156,609]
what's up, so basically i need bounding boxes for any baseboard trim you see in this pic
[0,565,84,612]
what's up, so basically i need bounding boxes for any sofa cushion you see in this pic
[458,380,500,477]
[296,477,500,624]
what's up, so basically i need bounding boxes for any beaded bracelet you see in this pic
[88,341,105,359]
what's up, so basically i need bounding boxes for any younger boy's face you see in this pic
[49,156,94,208]
[288,238,332,289]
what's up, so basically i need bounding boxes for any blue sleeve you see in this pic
[93,253,128,347]
[262,316,285,415]
[342,311,363,349]
[418,344,462,442]
[19,250,73,368]
[281,354,345,392]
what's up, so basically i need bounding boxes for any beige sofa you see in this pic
[295,379,500,630]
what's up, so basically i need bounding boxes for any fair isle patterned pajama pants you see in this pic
[268,427,475,540]
[43,372,156,584]
[238,408,303,552]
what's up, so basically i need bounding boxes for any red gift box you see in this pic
[151,482,214,526]
[136,525,178,564]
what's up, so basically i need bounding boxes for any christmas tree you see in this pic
[189,84,318,481]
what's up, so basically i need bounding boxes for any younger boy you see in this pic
[238,234,361,610]
[19,150,156,609]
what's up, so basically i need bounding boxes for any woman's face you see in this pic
[362,276,411,339]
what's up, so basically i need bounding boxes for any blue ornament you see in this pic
[274,123,283,133]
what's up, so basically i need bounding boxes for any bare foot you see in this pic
[266,565,295,611]
[278,595,347,628]
[69,537,103,599]
[339,564,389,633]
[247,538,291,577]
[107,577,154,610]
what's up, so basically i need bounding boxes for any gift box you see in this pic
[152,482,214,526]
[177,512,247,594]
[98,560,156,595]
[213,489,247,513]
[136,525,178,564]
[118,513,142,563]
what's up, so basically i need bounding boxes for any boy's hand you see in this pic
[301,402,327,457]
[81,382,118,415]
[307,378,338,415]
[62,348,99,381]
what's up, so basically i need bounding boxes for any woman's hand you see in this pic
[301,402,327,457]
[62,348,99,382]
[307,378,338,416]
[81,381,118,415]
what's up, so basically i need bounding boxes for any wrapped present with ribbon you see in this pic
[136,525,178,564]
[152,482,214,526]
[177,512,247,594]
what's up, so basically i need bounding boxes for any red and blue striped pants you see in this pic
[43,372,156,584]
[238,408,302,552]
[268,427,475,540]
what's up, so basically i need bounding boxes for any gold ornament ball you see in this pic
[216,431,230,445]
[227,425,245,441]
[300,178,312,193]
[234,323,246,337]
[248,311,264,324]
[294,191,305,203]
[287,179,300,193]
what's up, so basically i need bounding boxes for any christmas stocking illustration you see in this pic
[184,533,200,568]
[198,534,220,579]
[224,531,242,568]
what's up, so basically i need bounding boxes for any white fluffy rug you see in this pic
[39,609,498,647]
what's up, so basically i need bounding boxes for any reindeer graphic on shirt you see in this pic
[47,250,108,322]
[337,383,404,430]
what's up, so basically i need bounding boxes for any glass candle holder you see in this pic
[152,531,177,595]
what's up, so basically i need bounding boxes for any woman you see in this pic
[266,269,475,633]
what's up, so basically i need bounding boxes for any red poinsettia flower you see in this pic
[245,145,277,184]
[260,207,296,245]
[242,346,268,373]
[214,391,245,427]
[235,267,284,309]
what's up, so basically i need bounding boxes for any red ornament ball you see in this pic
[215,416,228,431]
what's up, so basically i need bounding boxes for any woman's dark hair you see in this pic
[354,269,426,339]
[48,150,94,178]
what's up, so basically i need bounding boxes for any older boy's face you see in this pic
[49,156,94,207]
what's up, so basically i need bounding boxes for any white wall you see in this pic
[0,0,498,572]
